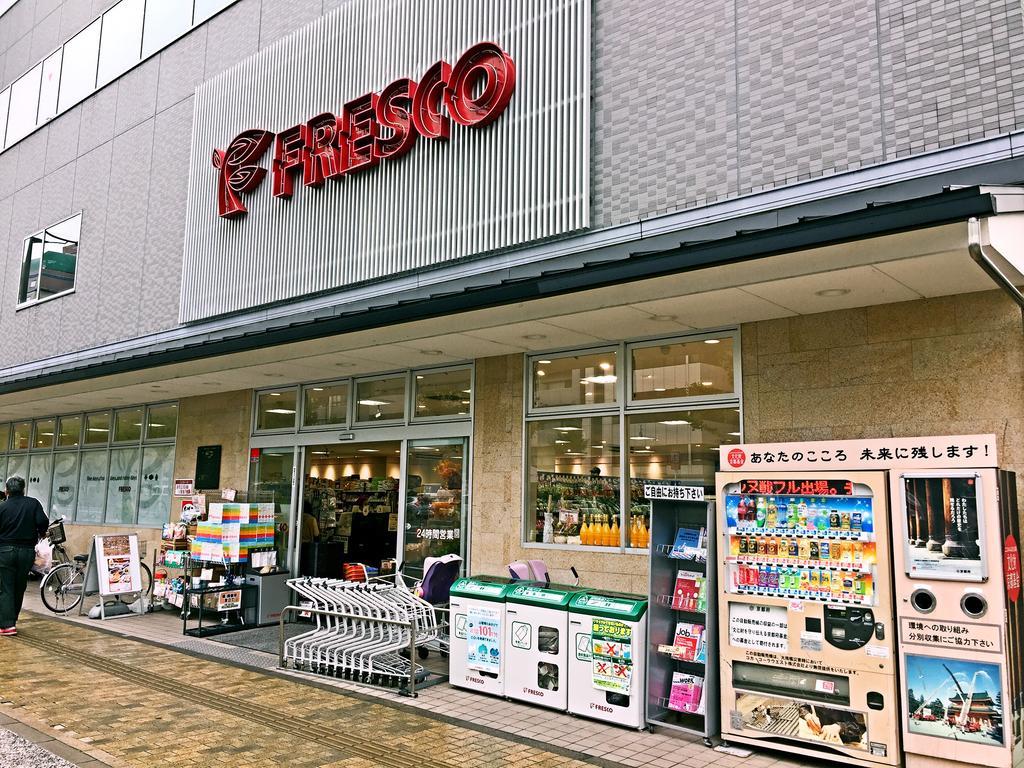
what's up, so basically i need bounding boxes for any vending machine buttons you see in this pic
[873,621,884,640]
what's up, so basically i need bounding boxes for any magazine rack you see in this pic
[645,488,719,744]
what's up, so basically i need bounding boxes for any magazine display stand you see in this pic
[645,485,719,744]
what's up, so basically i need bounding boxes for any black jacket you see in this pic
[0,495,48,547]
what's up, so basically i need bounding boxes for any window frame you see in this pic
[522,329,743,553]
[111,406,145,444]
[410,364,474,423]
[353,372,410,426]
[31,418,56,451]
[252,386,301,435]
[298,379,352,431]
[144,402,179,442]
[16,211,82,310]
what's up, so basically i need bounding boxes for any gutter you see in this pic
[967,217,1024,317]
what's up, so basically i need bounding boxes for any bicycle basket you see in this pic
[46,519,66,545]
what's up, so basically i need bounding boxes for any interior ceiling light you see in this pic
[358,448,379,453]
[269,392,281,397]
[704,339,721,344]
[536,370,546,376]
[555,440,570,444]
[537,359,552,365]
[581,375,617,384]
[462,389,471,393]
[729,432,742,436]
[660,420,689,426]
[416,375,424,380]
[311,450,329,455]
[553,426,582,432]
[358,399,390,406]
[599,362,612,371]
[701,381,713,386]
[653,387,666,392]
[523,333,547,340]
[312,387,324,391]
[265,408,296,415]
[815,288,851,297]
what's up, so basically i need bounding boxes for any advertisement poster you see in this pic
[901,474,986,581]
[466,604,501,674]
[905,655,1004,746]
[96,534,142,596]
[592,617,633,694]
[734,692,868,751]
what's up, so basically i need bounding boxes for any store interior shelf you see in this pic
[731,586,872,605]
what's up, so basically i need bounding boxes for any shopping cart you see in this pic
[396,554,462,659]
[282,577,439,690]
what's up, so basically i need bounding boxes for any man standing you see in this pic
[0,477,48,636]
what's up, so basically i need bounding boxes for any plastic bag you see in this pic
[32,538,52,575]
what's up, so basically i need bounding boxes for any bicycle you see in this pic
[39,517,153,615]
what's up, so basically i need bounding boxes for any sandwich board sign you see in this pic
[80,534,145,620]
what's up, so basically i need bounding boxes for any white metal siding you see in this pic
[180,0,590,323]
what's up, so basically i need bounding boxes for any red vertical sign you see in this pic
[1005,534,1021,603]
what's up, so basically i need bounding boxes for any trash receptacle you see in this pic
[504,582,590,711]
[449,575,515,696]
[567,590,648,728]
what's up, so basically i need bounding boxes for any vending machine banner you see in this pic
[898,473,987,581]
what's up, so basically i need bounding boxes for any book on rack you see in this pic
[671,572,707,612]
[670,621,705,662]
[667,672,704,713]
[669,526,707,561]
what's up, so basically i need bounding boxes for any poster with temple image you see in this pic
[904,655,1004,747]
[899,472,987,581]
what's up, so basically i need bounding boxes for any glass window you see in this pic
[27,452,53,511]
[75,451,108,523]
[146,403,177,440]
[302,382,349,428]
[38,50,62,123]
[6,454,28,486]
[6,64,41,148]
[97,0,145,87]
[113,407,144,443]
[138,444,175,526]
[631,336,735,401]
[626,408,741,518]
[51,452,80,520]
[40,215,80,300]
[84,412,111,444]
[193,0,234,24]
[0,88,10,148]
[256,390,298,431]
[403,438,468,575]
[0,424,9,452]
[526,416,620,545]
[413,368,472,419]
[247,447,294,568]
[105,446,141,523]
[32,418,55,450]
[58,19,101,112]
[531,351,618,410]
[57,415,82,448]
[19,232,43,304]
[10,421,31,450]
[355,376,406,423]
[142,0,192,56]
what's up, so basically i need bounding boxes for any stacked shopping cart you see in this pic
[282,578,438,689]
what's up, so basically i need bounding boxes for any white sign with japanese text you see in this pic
[644,484,705,501]
[900,617,1002,654]
[721,435,997,472]
[729,602,789,652]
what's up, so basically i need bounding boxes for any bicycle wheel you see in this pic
[139,563,153,597]
[40,563,84,614]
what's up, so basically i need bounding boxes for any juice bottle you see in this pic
[787,499,799,529]
[766,498,778,528]
[799,570,810,592]
[809,569,820,593]
[599,515,611,546]
[831,570,843,598]
[609,516,620,547]
[757,537,767,555]
[757,565,768,589]
[798,537,811,560]
[841,541,852,561]
[580,515,591,546]
[755,497,767,528]
[642,517,650,548]
[853,541,863,562]
[797,500,808,529]
[831,541,843,562]
[767,537,777,556]
[627,516,637,548]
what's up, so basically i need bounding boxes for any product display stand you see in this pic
[645,490,718,744]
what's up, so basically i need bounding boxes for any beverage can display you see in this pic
[738,536,747,555]
[799,570,810,591]
[809,541,819,560]
[809,569,820,592]
[853,541,863,561]
[767,537,778,556]
[820,541,830,560]
[851,511,862,531]
[829,510,840,529]
[798,538,811,559]
[757,537,767,555]
[788,539,798,558]
[841,511,851,530]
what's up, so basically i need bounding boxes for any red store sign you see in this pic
[212,41,516,219]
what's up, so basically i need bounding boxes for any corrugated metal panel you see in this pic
[180,0,590,323]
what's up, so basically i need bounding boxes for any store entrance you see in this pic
[301,441,401,578]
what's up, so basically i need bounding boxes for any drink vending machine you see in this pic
[715,434,1021,768]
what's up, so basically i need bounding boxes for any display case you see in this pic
[645,483,718,743]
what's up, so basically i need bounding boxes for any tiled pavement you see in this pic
[8,593,816,768]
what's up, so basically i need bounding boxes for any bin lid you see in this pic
[505,583,588,608]
[569,590,648,620]
[450,575,516,602]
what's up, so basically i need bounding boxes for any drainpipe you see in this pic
[967,217,1024,322]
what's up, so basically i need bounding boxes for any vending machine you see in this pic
[716,434,1021,768]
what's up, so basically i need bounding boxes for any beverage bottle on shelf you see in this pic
[853,541,864,563]
[599,515,611,546]
[787,498,799,529]
[829,510,840,530]
[767,537,778,556]
[757,565,768,589]
[776,498,788,528]
[797,500,808,529]
[841,541,853,561]
[817,502,829,531]
[809,541,819,560]
[831,570,843,598]
[766,498,778,528]
[767,565,779,589]
[852,511,863,531]
[788,538,799,558]
[809,569,820,592]
[799,569,810,592]
[735,497,746,527]
[755,497,767,528]
[806,499,817,531]
[609,516,620,547]
[580,515,591,546]
[757,537,767,555]
[738,535,747,555]
[628,515,638,548]
[841,511,852,531]
[820,540,830,560]
[798,538,811,560]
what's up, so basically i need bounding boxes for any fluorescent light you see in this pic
[417,405,427,410]
[634,449,654,454]
[87,428,109,433]
[729,432,742,436]
[269,392,281,397]
[629,435,656,441]
[701,381,713,387]
[148,423,165,428]
[536,370,546,377]
[653,387,666,392]
[555,440,570,444]
[704,339,720,344]
[416,376,424,380]
[462,389,472,393]
[358,449,379,453]
[312,387,324,391]
[265,408,296,415]
[581,375,617,384]
[660,420,689,426]
[553,427,582,432]
[311,450,329,455]
[599,362,612,371]
[358,399,390,406]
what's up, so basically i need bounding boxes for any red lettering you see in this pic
[272,124,308,198]
[411,60,451,140]
[446,42,516,127]
[212,129,274,218]
[304,112,343,187]
[375,78,418,160]
[342,93,380,173]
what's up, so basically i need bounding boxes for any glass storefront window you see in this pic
[404,438,468,575]
[75,451,108,523]
[302,382,349,428]
[85,412,111,445]
[413,369,472,419]
[247,448,294,569]
[355,376,406,423]
[526,416,620,545]
[146,403,177,440]
[104,447,141,524]
[51,452,80,520]
[28,453,53,511]
[113,407,144,443]
[531,351,618,410]
[631,335,735,401]
[6,454,28,486]
[138,445,175,526]
[57,415,82,448]
[11,421,31,450]
[0,424,9,453]
[58,20,101,112]
[256,390,298,431]
[32,418,55,450]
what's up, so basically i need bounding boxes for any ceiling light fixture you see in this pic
[269,393,281,397]
[265,408,296,415]
[815,288,851,297]
[704,339,721,344]
[553,426,582,432]
[416,376,424,380]
[653,387,666,392]
[536,370,546,377]
[312,387,324,392]
[599,362,612,371]
[701,381,713,387]
[537,359,552,365]
[358,448,379,453]
[420,349,445,356]
[581,375,617,384]
[358,399,390,406]
[660,420,689,426]
[523,333,547,340]
[729,432,742,436]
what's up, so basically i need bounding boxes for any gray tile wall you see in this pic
[0,0,1021,367]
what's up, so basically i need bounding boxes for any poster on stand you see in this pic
[904,655,1005,747]
[899,472,986,581]
[93,534,143,596]
[466,604,501,674]
[733,691,869,751]
[591,617,633,694]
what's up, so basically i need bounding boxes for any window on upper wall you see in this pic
[113,407,144,443]
[10,421,30,451]
[142,0,193,56]
[302,381,349,428]
[18,214,81,307]
[97,0,145,87]
[255,389,298,432]
[58,19,101,112]
[5,64,41,148]
[145,403,177,440]
[630,335,736,403]
[57,415,82,448]
[413,368,473,419]
[530,350,618,412]
[84,411,111,445]
[355,375,407,423]
[193,0,235,24]
[32,418,55,450]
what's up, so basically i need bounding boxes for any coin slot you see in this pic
[961,593,988,618]
[910,588,936,614]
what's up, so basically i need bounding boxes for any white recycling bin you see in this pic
[567,590,648,728]
[504,583,589,710]
[448,576,515,696]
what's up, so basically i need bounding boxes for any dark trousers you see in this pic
[0,544,34,629]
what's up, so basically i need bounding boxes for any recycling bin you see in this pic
[449,575,516,696]
[504,582,590,710]
[567,590,649,728]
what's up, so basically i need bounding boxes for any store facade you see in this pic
[0,0,1019,593]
